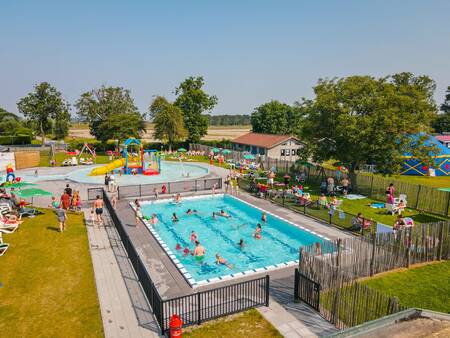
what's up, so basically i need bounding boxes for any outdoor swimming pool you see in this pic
[138,194,329,286]
[17,161,209,186]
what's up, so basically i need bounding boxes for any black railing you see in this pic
[117,177,223,199]
[87,187,104,201]
[103,189,269,334]
[294,268,320,311]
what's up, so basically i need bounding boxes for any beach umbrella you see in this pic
[222,149,232,154]
[243,154,255,160]
[15,188,52,198]
[177,148,187,152]
[211,148,220,153]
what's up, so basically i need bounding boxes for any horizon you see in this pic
[1,0,450,116]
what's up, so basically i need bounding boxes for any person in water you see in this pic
[219,209,231,218]
[192,241,205,262]
[150,213,159,224]
[212,212,217,219]
[215,253,233,268]
[238,238,245,250]
[261,212,267,223]
[186,209,197,215]
[253,223,262,239]
[190,230,197,243]
[174,193,182,203]
[172,213,179,222]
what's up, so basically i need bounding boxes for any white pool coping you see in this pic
[130,193,330,288]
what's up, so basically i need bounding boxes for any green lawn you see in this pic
[0,210,103,337]
[184,309,282,338]
[362,261,450,313]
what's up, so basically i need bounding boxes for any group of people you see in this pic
[224,173,240,195]
[320,176,350,196]
[58,184,81,211]
[104,173,117,192]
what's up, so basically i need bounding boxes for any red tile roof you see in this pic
[435,135,450,142]
[232,132,300,149]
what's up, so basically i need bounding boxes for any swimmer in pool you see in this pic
[238,238,245,250]
[190,230,197,243]
[219,209,231,218]
[183,247,190,256]
[192,241,205,262]
[215,253,233,268]
[212,212,217,219]
[150,213,159,224]
[186,209,197,215]
[261,212,267,223]
[172,213,179,222]
[253,223,262,239]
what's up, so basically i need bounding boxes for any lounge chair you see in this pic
[0,222,19,234]
[18,207,38,218]
[385,203,398,215]
[0,233,9,256]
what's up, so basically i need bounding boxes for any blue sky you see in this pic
[1,0,449,116]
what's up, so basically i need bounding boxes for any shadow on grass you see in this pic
[46,226,60,232]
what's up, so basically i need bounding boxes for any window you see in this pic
[292,149,296,155]
[281,149,285,156]
[286,149,290,156]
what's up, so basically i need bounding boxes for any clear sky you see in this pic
[1,0,449,116]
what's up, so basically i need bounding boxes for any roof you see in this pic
[435,135,450,142]
[231,132,300,149]
[403,134,450,157]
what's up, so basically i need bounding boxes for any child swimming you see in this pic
[253,223,262,239]
[172,213,179,222]
[190,230,198,243]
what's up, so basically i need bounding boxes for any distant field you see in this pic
[68,122,251,141]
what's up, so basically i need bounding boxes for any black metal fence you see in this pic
[87,187,104,201]
[294,268,320,311]
[102,189,269,334]
[117,177,223,199]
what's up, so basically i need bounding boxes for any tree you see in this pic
[75,86,145,144]
[17,82,70,145]
[149,96,186,151]
[432,86,450,133]
[174,76,218,143]
[301,73,437,188]
[251,100,303,134]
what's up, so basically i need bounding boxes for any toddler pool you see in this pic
[17,161,208,186]
[138,194,329,286]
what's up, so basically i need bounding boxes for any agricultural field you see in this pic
[68,123,251,142]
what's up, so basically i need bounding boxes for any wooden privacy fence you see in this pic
[102,189,269,334]
[297,222,449,329]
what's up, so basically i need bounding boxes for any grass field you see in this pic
[0,210,103,337]
[39,151,111,167]
[184,309,282,338]
[362,261,450,313]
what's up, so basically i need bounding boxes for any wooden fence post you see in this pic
[405,227,411,268]
[437,222,444,260]
[415,185,422,210]
[370,232,376,276]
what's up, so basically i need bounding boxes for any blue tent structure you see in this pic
[401,134,450,176]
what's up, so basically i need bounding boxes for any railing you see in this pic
[102,189,269,334]
[87,187,104,201]
[294,268,320,311]
[117,177,223,199]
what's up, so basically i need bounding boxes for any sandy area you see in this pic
[68,126,250,142]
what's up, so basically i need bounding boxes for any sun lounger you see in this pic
[0,222,19,233]
[0,233,9,256]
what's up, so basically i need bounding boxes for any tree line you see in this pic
[206,114,251,126]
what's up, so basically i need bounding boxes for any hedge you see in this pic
[0,135,33,145]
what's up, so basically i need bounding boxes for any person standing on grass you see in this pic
[92,195,104,226]
[55,205,67,232]
[60,190,70,210]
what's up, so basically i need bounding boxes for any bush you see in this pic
[0,134,32,145]
[196,139,233,148]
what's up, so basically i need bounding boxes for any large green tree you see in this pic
[174,76,217,143]
[17,82,70,144]
[301,73,437,187]
[149,96,186,151]
[75,86,145,144]
[432,86,450,133]
[251,100,303,134]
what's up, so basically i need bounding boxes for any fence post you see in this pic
[336,238,342,267]
[405,227,411,268]
[415,185,422,210]
[370,232,376,276]
[446,193,450,216]
[195,179,198,192]
[139,184,142,197]
[197,293,202,325]
[294,268,299,302]
[168,182,171,194]
[265,275,270,306]
[117,186,121,200]
[437,222,444,260]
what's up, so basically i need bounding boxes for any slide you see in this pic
[89,158,126,176]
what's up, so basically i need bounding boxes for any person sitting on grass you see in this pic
[318,193,328,208]
[215,253,233,268]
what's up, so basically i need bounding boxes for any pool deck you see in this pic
[16,163,344,337]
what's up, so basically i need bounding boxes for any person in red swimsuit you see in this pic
[60,191,70,210]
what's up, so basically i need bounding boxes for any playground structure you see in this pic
[1,164,21,185]
[89,138,160,176]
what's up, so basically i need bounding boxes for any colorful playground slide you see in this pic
[89,158,126,176]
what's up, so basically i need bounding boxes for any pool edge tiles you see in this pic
[130,194,329,288]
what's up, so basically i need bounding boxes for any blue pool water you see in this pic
[140,195,327,283]
[17,161,208,186]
